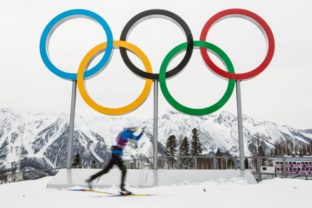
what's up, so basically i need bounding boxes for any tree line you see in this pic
[164,130,312,169]
[249,133,312,157]
[164,128,204,168]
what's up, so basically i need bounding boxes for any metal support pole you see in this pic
[66,80,77,169]
[213,157,217,169]
[282,156,287,178]
[257,156,261,182]
[153,80,159,185]
[236,80,245,171]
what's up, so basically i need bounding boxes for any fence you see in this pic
[122,156,312,181]
[123,156,239,170]
[1,156,312,184]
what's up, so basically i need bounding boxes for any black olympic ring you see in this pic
[120,9,194,80]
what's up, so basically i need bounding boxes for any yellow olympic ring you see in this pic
[77,40,153,115]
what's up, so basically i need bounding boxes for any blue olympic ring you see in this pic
[39,9,113,80]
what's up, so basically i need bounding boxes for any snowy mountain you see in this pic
[0,108,311,172]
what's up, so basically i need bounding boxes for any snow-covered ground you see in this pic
[1,177,312,208]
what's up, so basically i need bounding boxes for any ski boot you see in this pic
[120,186,132,196]
[86,178,93,190]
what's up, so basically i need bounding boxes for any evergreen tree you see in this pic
[165,135,177,156]
[165,135,177,168]
[216,148,223,157]
[191,128,202,156]
[179,136,191,168]
[251,133,266,157]
[71,153,82,168]
[91,159,96,169]
[215,148,223,169]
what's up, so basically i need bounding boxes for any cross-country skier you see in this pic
[86,126,145,195]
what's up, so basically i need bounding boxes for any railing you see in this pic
[1,156,312,184]
[123,156,312,181]
[123,156,240,170]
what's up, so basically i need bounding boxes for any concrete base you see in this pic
[47,168,256,188]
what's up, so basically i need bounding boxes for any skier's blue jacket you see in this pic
[111,128,143,155]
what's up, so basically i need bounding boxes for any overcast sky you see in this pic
[0,0,311,129]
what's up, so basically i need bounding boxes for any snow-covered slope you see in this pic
[0,108,311,170]
[148,110,312,156]
[1,176,312,208]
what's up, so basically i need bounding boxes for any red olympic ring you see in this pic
[200,8,275,80]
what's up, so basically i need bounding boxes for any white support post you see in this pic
[236,80,245,172]
[66,80,77,169]
[153,80,159,186]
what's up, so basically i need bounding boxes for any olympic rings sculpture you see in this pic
[39,8,275,116]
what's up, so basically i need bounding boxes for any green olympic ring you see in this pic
[159,40,235,116]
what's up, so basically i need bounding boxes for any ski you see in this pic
[109,193,154,197]
[66,187,154,197]
[68,187,114,195]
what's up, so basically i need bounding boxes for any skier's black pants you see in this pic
[90,154,127,188]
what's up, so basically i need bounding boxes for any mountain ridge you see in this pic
[0,108,311,172]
